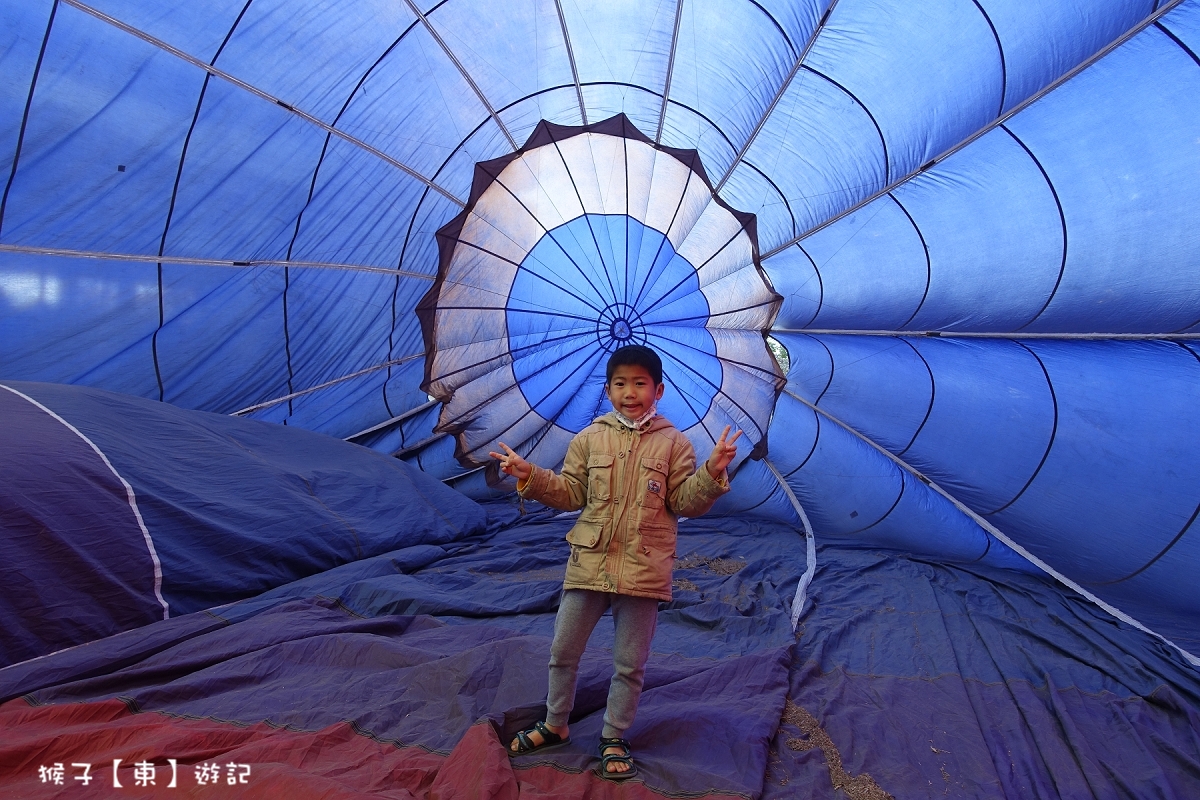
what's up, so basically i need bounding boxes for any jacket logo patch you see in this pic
[647,479,662,494]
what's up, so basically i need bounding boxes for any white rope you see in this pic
[764,458,816,630]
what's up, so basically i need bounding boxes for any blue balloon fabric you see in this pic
[2,0,1200,796]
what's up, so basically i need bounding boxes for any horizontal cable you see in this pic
[394,431,448,458]
[0,243,434,280]
[780,387,1200,667]
[774,328,1200,340]
[760,0,1187,261]
[60,0,465,207]
[232,353,423,415]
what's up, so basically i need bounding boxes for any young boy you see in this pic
[489,344,740,781]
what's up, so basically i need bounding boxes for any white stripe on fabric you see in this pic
[1,383,169,620]
[782,387,1200,669]
[765,458,817,631]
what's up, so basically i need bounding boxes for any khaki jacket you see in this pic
[519,412,729,601]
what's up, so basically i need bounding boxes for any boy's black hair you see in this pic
[606,344,663,385]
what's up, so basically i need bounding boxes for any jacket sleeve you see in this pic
[517,432,589,512]
[665,434,730,518]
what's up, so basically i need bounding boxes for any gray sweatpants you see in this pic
[544,588,659,739]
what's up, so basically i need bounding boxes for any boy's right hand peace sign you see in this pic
[489,442,532,481]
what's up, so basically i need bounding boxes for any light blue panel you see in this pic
[1164,0,1200,52]
[0,252,159,397]
[0,1,55,186]
[426,0,574,119]
[579,84,664,146]
[156,264,289,412]
[805,0,1003,180]
[979,0,1154,113]
[665,0,795,179]
[711,457,796,523]
[160,80,329,261]
[717,161,793,255]
[497,87,587,143]
[89,0,258,62]
[1,6,206,253]
[750,0,829,56]
[284,269,394,416]
[337,22,492,181]
[1008,27,1200,333]
[202,0,417,124]
[287,137,438,270]
[901,338,1055,513]
[762,245,821,329]
[558,0,674,92]
[282,363,393,438]
[896,129,1063,332]
[782,333,933,455]
[383,358,433,423]
[988,341,1200,588]
[797,197,928,330]
[730,69,888,246]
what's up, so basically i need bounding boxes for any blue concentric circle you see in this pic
[507,214,719,433]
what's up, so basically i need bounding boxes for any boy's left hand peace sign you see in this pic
[705,425,742,479]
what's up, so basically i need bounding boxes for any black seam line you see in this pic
[1090,340,1200,584]
[895,338,936,457]
[0,0,58,238]
[1001,125,1068,331]
[795,244,824,328]
[981,341,1058,516]
[843,471,906,536]
[808,333,836,405]
[771,328,1200,340]
[453,237,606,316]
[278,10,425,420]
[655,0,686,143]
[714,0,840,193]
[646,332,767,439]
[782,411,821,479]
[153,0,254,404]
[283,265,294,416]
[1156,18,1200,72]
[969,0,1007,116]
[648,323,779,381]
[624,136,632,307]
[800,64,890,185]
[429,326,595,389]
[552,0,587,125]
[644,296,784,327]
[741,158,797,237]
[546,138,624,307]
[58,0,464,206]
[662,361,720,445]
[457,347,606,460]
[387,180,432,418]
[231,353,423,416]
[633,168,698,310]
[638,227,749,318]
[0,244,433,278]
[758,0,1188,261]
[889,193,932,330]
[487,169,619,309]
[400,0,517,150]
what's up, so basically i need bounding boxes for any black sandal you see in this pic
[508,720,570,758]
[595,737,638,781]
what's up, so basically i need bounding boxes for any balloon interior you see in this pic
[1,1,1199,797]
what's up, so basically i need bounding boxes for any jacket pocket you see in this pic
[587,453,615,501]
[565,520,607,581]
[635,523,676,593]
[638,456,668,511]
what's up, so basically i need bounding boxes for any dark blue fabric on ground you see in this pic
[0,380,486,666]
[3,503,1198,798]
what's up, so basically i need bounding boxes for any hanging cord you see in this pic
[765,458,816,631]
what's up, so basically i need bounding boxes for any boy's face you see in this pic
[606,364,664,419]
